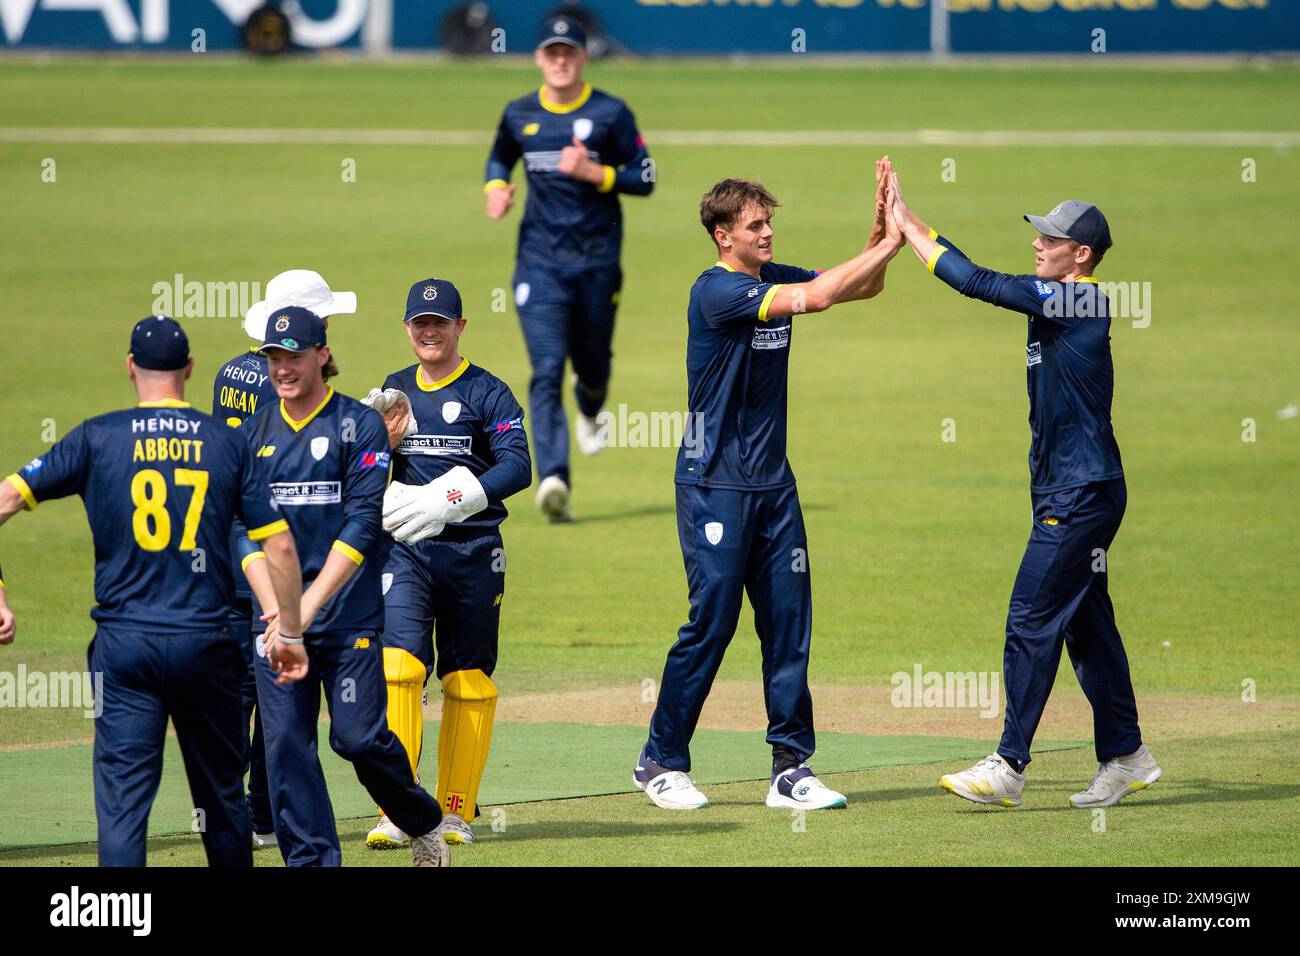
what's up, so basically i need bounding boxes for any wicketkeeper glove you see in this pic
[361,387,418,441]
[382,467,488,544]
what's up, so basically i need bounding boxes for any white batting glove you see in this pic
[382,480,447,544]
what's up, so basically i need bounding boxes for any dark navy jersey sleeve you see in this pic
[698,268,785,328]
[7,422,91,506]
[235,435,284,544]
[476,381,530,505]
[605,103,653,197]
[485,107,522,187]
[336,407,389,563]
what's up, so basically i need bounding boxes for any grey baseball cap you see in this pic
[1024,200,1112,256]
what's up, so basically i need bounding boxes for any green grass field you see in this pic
[0,57,1296,866]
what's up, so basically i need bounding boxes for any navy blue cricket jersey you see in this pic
[213,348,279,598]
[674,261,819,492]
[930,233,1125,493]
[384,358,531,534]
[485,82,652,269]
[237,387,389,634]
[3,400,286,633]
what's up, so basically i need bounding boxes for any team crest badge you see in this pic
[310,436,329,460]
[423,285,438,301]
[274,315,291,333]
[554,19,568,34]
[573,118,593,141]
[442,401,462,424]
[704,522,724,546]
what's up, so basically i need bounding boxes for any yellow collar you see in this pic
[540,82,592,114]
[137,399,191,408]
[280,386,334,432]
[715,260,736,272]
[417,357,470,392]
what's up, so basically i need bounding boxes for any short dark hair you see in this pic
[700,179,780,242]
[319,346,339,381]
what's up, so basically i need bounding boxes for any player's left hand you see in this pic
[382,481,448,544]
[0,605,15,644]
[558,136,597,180]
[269,639,308,685]
[888,171,911,236]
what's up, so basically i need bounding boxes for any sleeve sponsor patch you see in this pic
[359,451,391,470]
[493,417,524,434]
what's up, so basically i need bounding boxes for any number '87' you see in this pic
[131,468,209,551]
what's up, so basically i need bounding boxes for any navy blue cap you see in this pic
[129,315,190,371]
[404,278,463,323]
[1025,200,1113,257]
[260,306,327,353]
[538,15,586,50]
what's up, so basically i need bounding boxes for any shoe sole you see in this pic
[765,794,847,810]
[1068,766,1163,809]
[939,776,1022,808]
[442,831,474,846]
[633,773,708,810]
[366,834,410,850]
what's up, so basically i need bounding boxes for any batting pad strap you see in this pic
[4,473,37,511]
[757,284,783,322]
[241,550,266,572]
[247,518,289,542]
[597,165,616,193]
[483,178,509,195]
[926,247,947,274]
[332,539,364,566]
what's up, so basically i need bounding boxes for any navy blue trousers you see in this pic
[89,626,251,867]
[253,628,440,866]
[647,483,814,771]
[998,478,1143,767]
[382,532,503,680]
[514,262,622,486]
[230,601,272,834]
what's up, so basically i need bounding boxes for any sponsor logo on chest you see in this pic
[752,325,791,351]
[1027,342,1042,367]
[397,435,473,457]
[269,481,342,506]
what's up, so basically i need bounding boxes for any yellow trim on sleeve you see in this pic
[241,551,266,572]
[758,284,783,323]
[484,178,509,195]
[597,165,616,193]
[280,386,334,433]
[4,473,37,511]
[332,539,364,566]
[926,247,947,274]
[417,357,470,392]
[0,577,6,590]
[539,82,592,114]
[247,518,289,542]
[137,399,192,408]
[927,227,938,241]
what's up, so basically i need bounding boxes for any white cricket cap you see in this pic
[243,270,358,341]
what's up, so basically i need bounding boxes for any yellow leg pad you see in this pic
[383,647,426,782]
[436,669,498,823]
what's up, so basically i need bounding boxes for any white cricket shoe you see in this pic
[438,812,475,846]
[765,765,847,810]
[366,814,409,849]
[1069,745,1162,808]
[411,829,451,868]
[536,475,573,523]
[633,750,709,810]
[939,753,1025,808]
[575,412,606,457]
[251,830,277,850]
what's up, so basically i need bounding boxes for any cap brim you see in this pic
[1023,214,1073,240]
[538,37,583,49]
[404,309,460,323]
[318,290,357,316]
[259,342,314,354]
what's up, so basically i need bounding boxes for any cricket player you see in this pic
[484,14,653,521]
[636,165,903,811]
[360,277,531,849]
[213,269,356,849]
[0,316,307,866]
[239,306,450,866]
[888,172,1162,808]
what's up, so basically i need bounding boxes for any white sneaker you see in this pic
[536,475,573,523]
[939,753,1025,807]
[765,765,847,810]
[1069,745,1162,808]
[633,750,709,810]
[366,813,409,849]
[251,830,277,850]
[575,412,606,457]
[411,830,451,868]
[438,812,474,846]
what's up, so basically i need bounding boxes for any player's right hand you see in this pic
[0,605,15,644]
[486,183,515,220]
[269,639,309,685]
